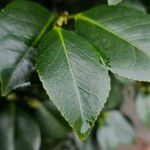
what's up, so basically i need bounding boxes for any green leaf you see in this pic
[0,103,41,150]
[136,93,150,128]
[0,0,54,95]
[75,6,150,82]
[120,0,146,12]
[97,111,135,150]
[30,100,70,139]
[108,0,122,6]
[36,27,110,140]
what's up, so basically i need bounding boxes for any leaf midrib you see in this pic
[54,27,84,121]
[76,14,149,57]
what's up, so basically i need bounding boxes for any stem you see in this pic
[32,15,55,47]
[67,14,78,20]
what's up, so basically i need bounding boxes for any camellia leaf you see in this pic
[75,6,150,82]
[36,27,110,140]
[136,93,150,128]
[0,0,53,95]
[0,103,41,150]
[108,0,122,6]
[97,111,135,150]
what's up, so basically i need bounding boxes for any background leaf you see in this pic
[105,75,123,110]
[31,100,70,139]
[0,0,53,95]
[0,103,41,150]
[136,93,150,128]
[97,111,135,150]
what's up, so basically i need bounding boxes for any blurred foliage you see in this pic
[97,111,135,150]
[136,93,150,128]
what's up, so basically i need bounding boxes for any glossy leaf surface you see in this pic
[36,27,110,140]
[75,6,150,81]
[0,0,53,95]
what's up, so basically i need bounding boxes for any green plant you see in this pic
[0,0,150,149]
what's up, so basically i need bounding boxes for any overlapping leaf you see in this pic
[36,27,110,140]
[0,0,53,95]
[75,6,150,81]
